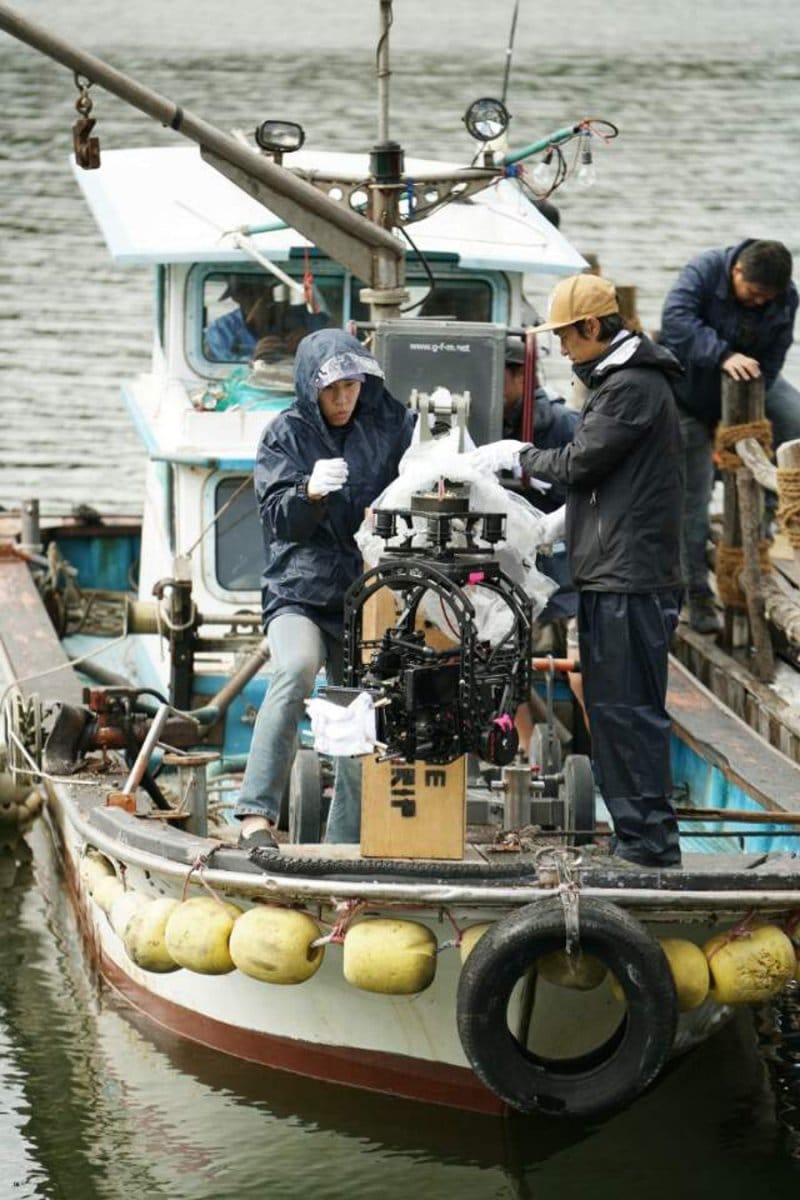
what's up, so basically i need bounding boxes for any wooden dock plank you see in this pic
[667,656,800,814]
[0,556,83,704]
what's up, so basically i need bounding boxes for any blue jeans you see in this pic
[679,373,800,594]
[234,613,362,843]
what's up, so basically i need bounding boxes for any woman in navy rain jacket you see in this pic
[235,328,415,847]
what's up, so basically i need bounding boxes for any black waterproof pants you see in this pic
[578,590,682,866]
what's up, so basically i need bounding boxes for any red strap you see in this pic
[520,331,537,444]
[303,248,318,312]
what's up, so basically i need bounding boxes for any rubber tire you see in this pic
[457,896,678,1119]
[528,722,562,774]
[561,753,596,847]
[288,749,323,844]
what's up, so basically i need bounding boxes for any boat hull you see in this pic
[48,786,733,1118]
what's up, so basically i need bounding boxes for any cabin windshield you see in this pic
[197,268,495,368]
[202,272,331,365]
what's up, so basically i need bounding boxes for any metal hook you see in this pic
[73,72,93,116]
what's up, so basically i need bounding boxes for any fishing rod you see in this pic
[501,0,520,107]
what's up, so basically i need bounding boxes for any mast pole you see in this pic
[377,0,392,143]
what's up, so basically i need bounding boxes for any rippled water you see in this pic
[3,2,800,1195]
[5,822,800,1199]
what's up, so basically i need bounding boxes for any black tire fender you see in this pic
[560,753,595,847]
[288,748,323,844]
[456,896,677,1119]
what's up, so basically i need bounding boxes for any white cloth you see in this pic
[305,692,377,757]
[308,457,348,497]
[468,439,528,473]
[539,504,566,545]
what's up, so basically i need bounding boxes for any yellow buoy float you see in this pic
[343,918,437,995]
[92,873,125,915]
[537,949,608,991]
[0,768,43,828]
[109,890,149,939]
[164,895,242,975]
[704,924,795,1004]
[659,938,710,1012]
[124,897,181,973]
[459,923,493,964]
[79,849,116,894]
[610,938,710,1011]
[229,906,324,984]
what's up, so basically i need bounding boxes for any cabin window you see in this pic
[200,270,331,365]
[154,265,167,349]
[188,264,503,377]
[405,279,494,322]
[213,476,262,593]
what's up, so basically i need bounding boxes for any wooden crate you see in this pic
[360,754,466,860]
[358,581,466,859]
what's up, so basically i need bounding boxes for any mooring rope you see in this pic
[777,467,800,548]
[714,418,773,471]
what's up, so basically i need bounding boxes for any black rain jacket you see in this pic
[255,328,415,636]
[519,333,684,592]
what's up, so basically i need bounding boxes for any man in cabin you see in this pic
[204,275,329,363]
[469,274,685,869]
[660,240,799,635]
[234,328,415,850]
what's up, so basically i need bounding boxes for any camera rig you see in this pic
[339,482,533,766]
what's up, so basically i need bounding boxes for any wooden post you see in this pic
[719,375,765,649]
[735,467,775,682]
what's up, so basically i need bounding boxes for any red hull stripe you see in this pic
[101,954,504,1115]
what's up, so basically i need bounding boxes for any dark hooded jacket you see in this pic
[519,333,684,592]
[255,328,415,636]
[659,239,798,428]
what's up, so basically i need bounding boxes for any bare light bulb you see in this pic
[531,149,556,190]
[576,135,596,189]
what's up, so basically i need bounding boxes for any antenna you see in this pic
[501,0,520,107]
[376,0,393,143]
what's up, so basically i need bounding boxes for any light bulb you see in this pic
[532,149,556,190]
[575,135,596,189]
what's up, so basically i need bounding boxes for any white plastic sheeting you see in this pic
[356,431,559,645]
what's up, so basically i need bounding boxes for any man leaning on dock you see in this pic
[660,239,799,635]
[469,275,684,869]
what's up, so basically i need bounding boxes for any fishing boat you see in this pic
[3,0,800,1124]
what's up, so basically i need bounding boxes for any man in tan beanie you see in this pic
[471,274,685,869]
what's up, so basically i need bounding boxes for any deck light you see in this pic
[575,132,596,189]
[463,97,510,143]
[532,148,557,190]
[254,120,306,163]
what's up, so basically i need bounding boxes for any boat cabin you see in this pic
[73,144,586,695]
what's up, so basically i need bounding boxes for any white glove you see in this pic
[469,439,528,474]
[307,457,348,498]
